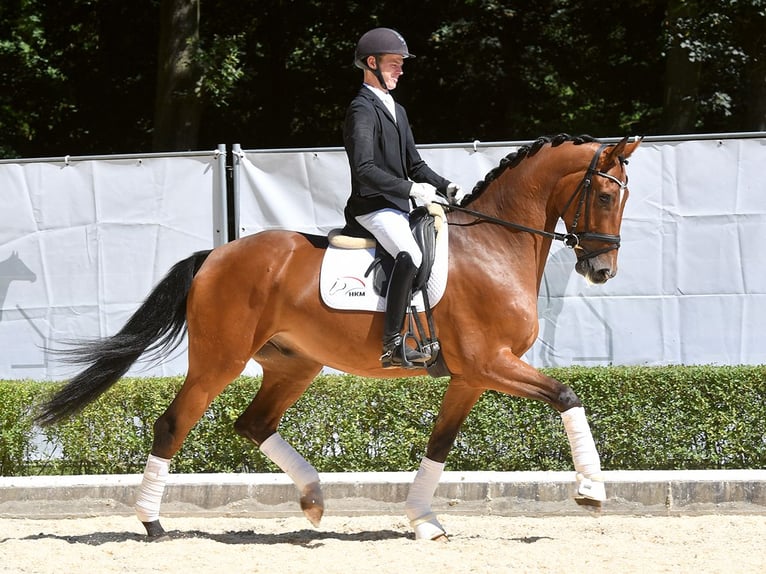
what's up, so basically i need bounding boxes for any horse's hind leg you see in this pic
[233,347,324,527]
[135,377,236,538]
[134,357,245,538]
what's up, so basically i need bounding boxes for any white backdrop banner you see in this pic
[2,137,762,382]
[0,152,223,380]
[237,136,766,367]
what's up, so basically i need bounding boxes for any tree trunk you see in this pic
[661,0,702,133]
[742,13,766,131]
[152,0,201,151]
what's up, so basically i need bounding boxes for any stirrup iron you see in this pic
[381,334,429,368]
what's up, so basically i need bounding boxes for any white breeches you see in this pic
[355,208,422,268]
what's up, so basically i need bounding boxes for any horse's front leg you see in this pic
[476,348,606,503]
[407,381,484,541]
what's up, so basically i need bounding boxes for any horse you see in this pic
[36,133,641,541]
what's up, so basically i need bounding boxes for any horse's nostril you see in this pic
[587,268,613,284]
[599,268,615,282]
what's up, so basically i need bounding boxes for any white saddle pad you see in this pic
[320,221,449,312]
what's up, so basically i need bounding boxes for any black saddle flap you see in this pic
[409,206,437,291]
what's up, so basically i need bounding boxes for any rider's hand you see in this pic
[409,182,438,205]
[447,182,469,205]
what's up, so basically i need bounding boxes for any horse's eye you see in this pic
[598,193,611,206]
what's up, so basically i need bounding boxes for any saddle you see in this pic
[330,205,439,295]
[328,204,450,377]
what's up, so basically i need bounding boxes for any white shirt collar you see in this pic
[363,83,396,122]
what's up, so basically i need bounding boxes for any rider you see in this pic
[342,27,467,368]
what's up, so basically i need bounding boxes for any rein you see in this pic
[445,143,627,260]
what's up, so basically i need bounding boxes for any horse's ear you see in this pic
[603,135,642,167]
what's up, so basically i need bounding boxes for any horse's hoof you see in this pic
[576,472,607,501]
[410,513,447,541]
[574,496,603,514]
[300,481,324,527]
[142,520,167,539]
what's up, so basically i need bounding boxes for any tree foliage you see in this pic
[1,0,764,158]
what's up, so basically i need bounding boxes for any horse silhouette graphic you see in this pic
[0,251,37,322]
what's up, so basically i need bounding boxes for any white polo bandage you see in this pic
[134,454,170,523]
[405,457,446,539]
[260,432,320,491]
[561,406,601,477]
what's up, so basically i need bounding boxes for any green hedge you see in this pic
[1,366,764,476]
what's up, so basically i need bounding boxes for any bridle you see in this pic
[445,143,628,261]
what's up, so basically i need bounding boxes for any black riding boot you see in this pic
[381,252,430,368]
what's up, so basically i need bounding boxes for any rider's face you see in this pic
[370,54,404,91]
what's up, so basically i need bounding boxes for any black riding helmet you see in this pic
[354,27,414,91]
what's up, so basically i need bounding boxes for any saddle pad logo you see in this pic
[329,276,367,298]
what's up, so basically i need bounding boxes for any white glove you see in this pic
[409,182,437,205]
[447,182,469,205]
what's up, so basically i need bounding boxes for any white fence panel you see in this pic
[3,136,762,381]
[0,151,225,380]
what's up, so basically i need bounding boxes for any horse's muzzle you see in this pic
[576,256,617,284]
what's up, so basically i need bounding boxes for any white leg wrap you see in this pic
[405,457,446,540]
[561,406,606,501]
[260,432,319,491]
[561,406,601,475]
[135,454,170,523]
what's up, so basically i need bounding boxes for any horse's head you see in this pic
[0,251,37,283]
[556,136,641,284]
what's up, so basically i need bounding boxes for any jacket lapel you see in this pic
[360,87,407,174]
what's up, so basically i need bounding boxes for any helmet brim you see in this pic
[354,52,415,69]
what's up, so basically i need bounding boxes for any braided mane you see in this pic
[464,133,599,205]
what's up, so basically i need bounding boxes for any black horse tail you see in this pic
[36,249,212,426]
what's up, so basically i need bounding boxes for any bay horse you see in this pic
[37,133,641,541]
